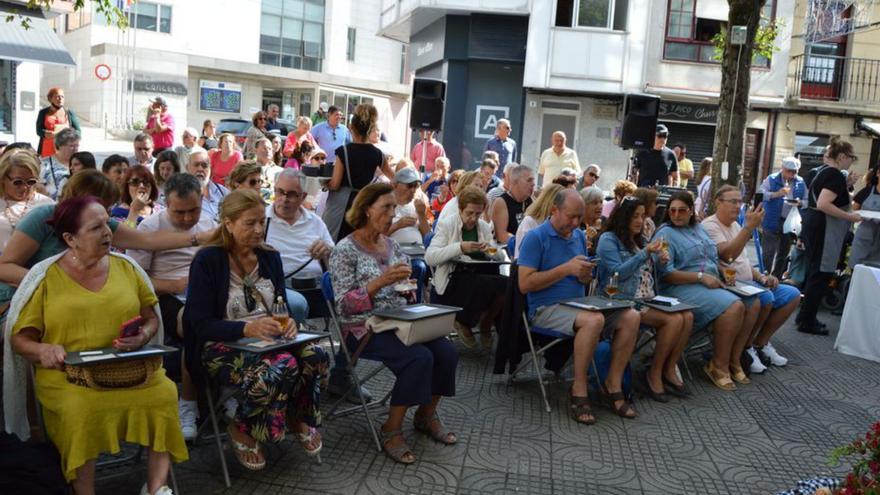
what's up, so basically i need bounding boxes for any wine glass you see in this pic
[271,296,291,337]
[604,272,620,306]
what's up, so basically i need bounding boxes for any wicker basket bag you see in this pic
[64,356,162,390]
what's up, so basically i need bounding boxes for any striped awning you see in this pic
[0,1,75,67]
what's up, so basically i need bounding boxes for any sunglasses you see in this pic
[589,172,600,179]
[275,188,302,200]
[404,182,419,189]
[668,207,690,214]
[8,177,38,187]
[128,178,150,187]
[246,178,261,187]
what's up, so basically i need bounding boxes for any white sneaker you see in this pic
[140,484,173,495]
[760,342,788,367]
[178,400,198,441]
[223,396,239,421]
[747,347,767,374]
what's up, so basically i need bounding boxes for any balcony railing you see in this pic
[789,53,880,105]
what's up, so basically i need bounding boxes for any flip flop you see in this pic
[227,426,266,471]
[295,426,323,457]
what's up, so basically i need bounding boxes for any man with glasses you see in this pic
[311,105,351,165]
[632,124,678,188]
[129,133,156,168]
[702,185,798,374]
[484,119,517,178]
[538,131,580,187]
[186,148,228,222]
[38,127,79,200]
[581,164,602,189]
[128,173,217,440]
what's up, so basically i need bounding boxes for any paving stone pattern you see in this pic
[98,313,880,494]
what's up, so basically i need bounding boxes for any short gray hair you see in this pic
[580,186,604,205]
[496,118,511,130]
[276,168,304,186]
[54,127,80,147]
[295,116,312,127]
[134,132,153,145]
[585,164,601,174]
[164,172,202,201]
[507,163,533,183]
[182,127,198,138]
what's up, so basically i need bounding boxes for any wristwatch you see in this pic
[697,271,704,282]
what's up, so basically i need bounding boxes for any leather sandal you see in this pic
[295,426,323,457]
[730,367,751,385]
[227,425,266,471]
[569,387,596,425]
[662,376,691,398]
[413,412,457,445]
[703,362,736,391]
[637,371,669,403]
[381,429,416,464]
[599,387,637,419]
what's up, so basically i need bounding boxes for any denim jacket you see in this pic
[762,172,806,231]
[596,231,650,297]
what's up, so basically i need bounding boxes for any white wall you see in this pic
[325,0,404,83]
[5,62,42,146]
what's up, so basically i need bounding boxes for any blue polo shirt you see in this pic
[484,136,517,177]
[311,122,351,164]
[518,220,587,315]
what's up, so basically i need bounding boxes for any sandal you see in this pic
[227,425,266,471]
[599,386,637,419]
[703,362,736,391]
[295,426,323,457]
[730,367,751,385]
[662,376,691,398]
[380,428,416,464]
[569,387,596,425]
[637,371,669,403]
[413,412,457,445]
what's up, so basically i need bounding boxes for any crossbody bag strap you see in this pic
[343,143,354,189]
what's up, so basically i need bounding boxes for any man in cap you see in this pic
[632,124,678,187]
[390,166,431,302]
[760,156,806,278]
[145,95,175,156]
[312,101,330,125]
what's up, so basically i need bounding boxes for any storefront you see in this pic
[657,101,718,164]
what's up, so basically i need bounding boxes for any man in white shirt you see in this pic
[128,132,156,168]
[389,167,431,245]
[255,137,284,190]
[187,148,229,222]
[128,173,216,440]
[538,131,581,186]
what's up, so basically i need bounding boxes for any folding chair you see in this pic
[508,311,575,413]
[195,383,235,488]
[321,272,392,452]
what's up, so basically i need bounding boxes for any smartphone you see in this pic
[753,192,764,208]
[119,315,144,339]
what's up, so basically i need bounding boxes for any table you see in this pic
[836,264,880,363]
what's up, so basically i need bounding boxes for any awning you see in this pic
[695,0,729,22]
[0,2,75,67]
[858,119,880,138]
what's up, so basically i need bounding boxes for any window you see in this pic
[0,60,13,133]
[127,1,171,34]
[663,0,775,66]
[347,27,356,62]
[555,0,627,30]
[260,0,325,72]
[66,1,92,32]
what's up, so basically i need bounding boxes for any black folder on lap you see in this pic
[64,344,178,366]
[562,296,634,312]
[373,304,462,321]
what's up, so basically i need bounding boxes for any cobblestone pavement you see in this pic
[97,312,879,494]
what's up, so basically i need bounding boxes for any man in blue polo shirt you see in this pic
[310,105,351,164]
[518,189,640,424]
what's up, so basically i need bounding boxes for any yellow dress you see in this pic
[13,257,189,481]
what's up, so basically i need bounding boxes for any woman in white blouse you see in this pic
[0,149,53,253]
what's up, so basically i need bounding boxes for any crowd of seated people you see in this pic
[8,105,864,494]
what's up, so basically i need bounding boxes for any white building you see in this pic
[42,0,412,154]
[380,0,795,187]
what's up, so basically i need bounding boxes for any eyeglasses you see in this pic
[718,198,743,206]
[246,178,261,187]
[668,207,690,214]
[275,188,302,201]
[588,172,600,179]
[256,117,266,121]
[621,196,639,204]
[8,177,38,187]
[404,182,419,189]
[191,160,210,168]
[128,178,150,187]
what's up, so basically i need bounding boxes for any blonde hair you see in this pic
[612,180,637,200]
[0,148,41,199]
[525,184,564,222]
[449,169,465,194]
[457,170,482,191]
[206,189,269,251]
[227,160,263,190]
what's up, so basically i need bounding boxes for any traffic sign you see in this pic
[95,64,111,81]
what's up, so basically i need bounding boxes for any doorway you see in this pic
[539,103,580,163]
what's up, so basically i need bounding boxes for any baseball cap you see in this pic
[394,167,421,184]
[150,96,168,106]
[319,102,329,112]
[781,157,801,171]
[655,124,669,136]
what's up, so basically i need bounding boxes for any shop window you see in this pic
[260,0,325,72]
[555,0,627,30]
[663,0,774,67]
[347,27,356,62]
[127,1,171,34]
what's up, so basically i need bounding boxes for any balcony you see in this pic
[378,0,529,41]
[789,54,880,109]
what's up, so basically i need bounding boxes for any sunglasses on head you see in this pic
[8,177,38,187]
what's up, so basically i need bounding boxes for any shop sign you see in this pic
[474,105,509,139]
[658,101,719,125]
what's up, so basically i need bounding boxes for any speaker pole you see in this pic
[420,129,428,176]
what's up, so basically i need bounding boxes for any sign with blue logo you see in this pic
[199,80,242,114]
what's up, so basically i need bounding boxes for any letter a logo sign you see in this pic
[475,105,510,139]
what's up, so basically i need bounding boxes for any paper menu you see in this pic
[404,305,435,314]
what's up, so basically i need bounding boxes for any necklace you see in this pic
[3,197,32,230]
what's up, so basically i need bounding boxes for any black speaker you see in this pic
[410,78,446,130]
[620,93,660,149]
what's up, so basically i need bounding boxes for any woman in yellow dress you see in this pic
[8,195,188,495]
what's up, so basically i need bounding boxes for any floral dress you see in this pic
[201,265,328,443]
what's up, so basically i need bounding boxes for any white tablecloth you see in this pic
[836,264,880,363]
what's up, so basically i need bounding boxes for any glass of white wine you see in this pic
[604,272,620,306]
[271,296,291,337]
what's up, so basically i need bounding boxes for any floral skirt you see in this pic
[202,342,329,443]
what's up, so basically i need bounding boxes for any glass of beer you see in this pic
[485,243,499,256]
[659,237,669,256]
[604,272,620,306]
[723,267,737,286]
[271,296,291,332]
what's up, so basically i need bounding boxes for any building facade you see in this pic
[42,0,412,154]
